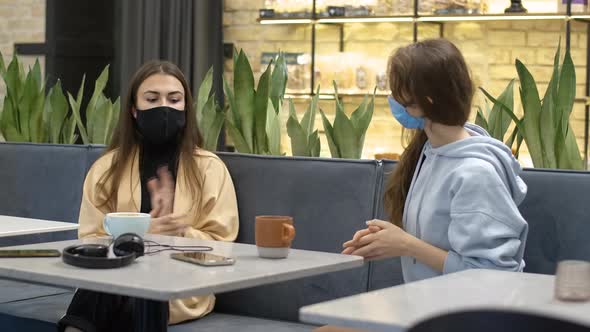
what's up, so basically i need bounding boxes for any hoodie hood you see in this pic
[424,123,527,205]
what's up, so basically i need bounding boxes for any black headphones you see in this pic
[62,233,145,269]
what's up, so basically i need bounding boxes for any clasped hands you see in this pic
[341,219,412,260]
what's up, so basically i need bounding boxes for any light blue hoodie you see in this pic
[401,123,529,283]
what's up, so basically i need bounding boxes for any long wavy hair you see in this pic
[96,60,204,210]
[384,39,474,227]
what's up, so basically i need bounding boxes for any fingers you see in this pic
[147,177,160,194]
[149,202,163,218]
[351,242,379,257]
[356,232,377,247]
[158,166,175,192]
[343,228,375,248]
[368,225,381,233]
[341,246,355,255]
[149,214,188,236]
[366,219,392,229]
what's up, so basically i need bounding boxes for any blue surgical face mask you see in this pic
[387,96,425,130]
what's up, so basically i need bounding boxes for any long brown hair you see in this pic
[96,60,204,210]
[384,39,474,227]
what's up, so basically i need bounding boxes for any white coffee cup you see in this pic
[103,212,151,239]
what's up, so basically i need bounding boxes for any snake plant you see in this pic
[320,81,375,159]
[0,54,73,144]
[195,67,224,151]
[223,49,287,155]
[68,64,120,145]
[480,41,583,170]
[287,86,321,157]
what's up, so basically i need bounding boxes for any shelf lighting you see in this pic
[317,16,414,23]
[417,14,567,22]
[284,94,335,100]
[260,14,575,25]
[259,19,313,25]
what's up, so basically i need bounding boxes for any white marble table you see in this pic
[0,215,78,237]
[300,269,590,331]
[0,234,363,301]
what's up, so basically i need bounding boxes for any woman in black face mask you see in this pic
[58,61,239,332]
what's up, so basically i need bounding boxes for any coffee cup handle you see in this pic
[102,216,111,235]
[282,224,295,243]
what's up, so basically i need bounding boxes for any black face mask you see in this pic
[136,106,186,144]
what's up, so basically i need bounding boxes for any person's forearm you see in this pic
[405,235,448,272]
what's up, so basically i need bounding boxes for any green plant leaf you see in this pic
[203,104,224,151]
[254,61,272,154]
[515,61,545,168]
[62,115,78,144]
[225,116,250,153]
[106,97,120,145]
[301,85,320,136]
[196,67,214,123]
[480,88,523,132]
[557,48,576,135]
[0,51,5,75]
[488,80,514,141]
[309,130,321,157]
[0,94,19,141]
[86,65,109,138]
[564,125,584,170]
[28,81,46,143]
[92,95,112,144]
[4,55,22,117]
[233,47,239,68]
[199,96,224,151]
[270,52,288,112]
[287,115,308,156]
[351,89,375,154]
[350,95,368,131]
[31,59,42,91]
[234,50,255,151]
[332,81,344,114]
[266,100,281,155]
[333,105,358,159]
[68,74,89,144]
[539,55,560,169]
[223,76,239,128]
[320,109,339,158]
[475,106,488,130]
[17,70,37,141]
[288,98,298,120]
[45,81,68,143]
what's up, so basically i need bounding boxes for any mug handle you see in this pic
[102,216,111,235]
[282,224,296,244]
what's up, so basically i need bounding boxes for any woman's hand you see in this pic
[342,219,413,260]
[148,213,188,236]
[147,166,175,217]
[341,225,381,255]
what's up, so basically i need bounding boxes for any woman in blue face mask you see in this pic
[341,39,528,283]
[59,61,239,332]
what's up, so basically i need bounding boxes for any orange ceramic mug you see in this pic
[255,216,296,258]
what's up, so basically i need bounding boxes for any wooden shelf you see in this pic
[258,13,584,25]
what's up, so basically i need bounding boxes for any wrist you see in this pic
[402,233,418,257]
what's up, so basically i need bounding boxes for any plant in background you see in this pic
[68,65,120,145]
[195,67,224,151]
[286,86,321,157]
[480,41,583,170]
[320,81,375,159]
[0,53,73,143]
[476,80,515,142]
[223,49,287,155]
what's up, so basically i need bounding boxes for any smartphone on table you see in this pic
[0,249,61,257]
[171,251,235,266]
